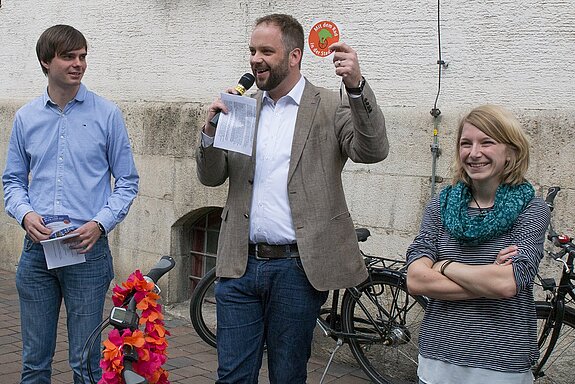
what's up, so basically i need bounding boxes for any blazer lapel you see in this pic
[288,81,320,182]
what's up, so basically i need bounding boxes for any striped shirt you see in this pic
[406,195,550,374]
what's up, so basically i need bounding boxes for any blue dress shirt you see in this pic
[2,83,139,233]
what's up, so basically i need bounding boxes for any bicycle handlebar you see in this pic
[545,186,561,212]
[144,255,176,283]
[544,187,575,272]
[545,187,562,242]
[82,256,176,384]
[122,256,175,314]
[122,256,175,384]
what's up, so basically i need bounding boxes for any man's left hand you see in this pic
[64,221,102,254]
[329,42,362,89]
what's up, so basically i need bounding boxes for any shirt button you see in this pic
[244,213,249,218]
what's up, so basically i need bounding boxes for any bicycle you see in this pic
[532,186,575,384]
[82,255,176,384]
[189,229,428,384]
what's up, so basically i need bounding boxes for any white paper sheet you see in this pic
[40,233,86,269]
[213,92,257,156]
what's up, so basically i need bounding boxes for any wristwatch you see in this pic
[345,76,366,95]
[94,221,106,235]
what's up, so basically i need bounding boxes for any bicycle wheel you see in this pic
[534,301,575,384]
[189,267,218,348]
[341,271,427,384]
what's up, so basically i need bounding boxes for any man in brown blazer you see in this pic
[196,13,389,384]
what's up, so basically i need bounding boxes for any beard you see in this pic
[254,55,290,92]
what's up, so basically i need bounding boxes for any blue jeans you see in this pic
[215,255,328,384]
[16,236,113,384]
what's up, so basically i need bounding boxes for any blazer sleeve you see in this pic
[335,80,389,164]
[195,132,229,187]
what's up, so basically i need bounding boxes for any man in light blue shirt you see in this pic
[2,25,139,384]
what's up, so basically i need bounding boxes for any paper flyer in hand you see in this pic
[42,214,77,238]
[213,92,257,156]
[40,215,85,269]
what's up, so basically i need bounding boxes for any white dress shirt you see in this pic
[248,75,306,244]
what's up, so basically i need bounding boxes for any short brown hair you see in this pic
[255,14,304,58]
[453,104,530,186]
[36,25,87,75]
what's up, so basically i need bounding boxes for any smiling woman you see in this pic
[459,123,509,200]
[406,104,550,384]
[454,105,530,199]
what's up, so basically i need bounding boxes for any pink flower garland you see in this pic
[99,270,170,384]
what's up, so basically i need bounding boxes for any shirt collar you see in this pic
[262,75,305,106]
[42,83,87,107]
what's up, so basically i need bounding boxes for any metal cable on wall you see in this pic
[430,0,447,196]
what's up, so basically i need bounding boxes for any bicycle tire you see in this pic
[534,301,575,384]
[189,267,218,348]
[341,270,427,384]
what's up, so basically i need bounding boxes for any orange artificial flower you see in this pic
[100,270,170,384]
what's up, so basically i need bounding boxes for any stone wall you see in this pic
[1,100,574,302]
[1,0,575,303]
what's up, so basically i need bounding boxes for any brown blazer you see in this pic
[196,78,388,291]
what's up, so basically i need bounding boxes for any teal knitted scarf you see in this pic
[439,181,535,245]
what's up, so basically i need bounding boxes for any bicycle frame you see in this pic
[534,232,575,378]
[533,186,575,379]
[314,252,427,384]
[316,255,402,342]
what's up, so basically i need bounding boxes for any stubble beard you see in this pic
[255,57,290,92]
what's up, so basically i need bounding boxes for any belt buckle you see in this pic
[254,244,270,261]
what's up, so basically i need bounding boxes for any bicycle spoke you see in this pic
[534,303,575,384]
[342,273,426,384]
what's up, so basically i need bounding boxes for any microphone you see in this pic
[209,73,256,127]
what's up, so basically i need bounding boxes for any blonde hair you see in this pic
[453,104,530,186]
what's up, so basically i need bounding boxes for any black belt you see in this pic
[248,243,299,260]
